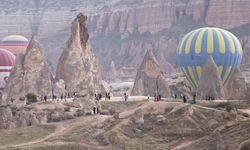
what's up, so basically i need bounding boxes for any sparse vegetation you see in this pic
[100,100,145,114]
[9,144,90,150]
[25,93,38,104]
[64,107,70,112]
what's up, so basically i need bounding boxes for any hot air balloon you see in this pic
[177,27,242,88]
[0,48,15,90]
[0,35,29,54]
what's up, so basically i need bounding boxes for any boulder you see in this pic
[156,114,166,122]
[53,79,66,97]
[31,114,40,125]
[131,50,170,98]
[73,96,97,115]
[196,55,225,100]
[168,76,193,99]
[131,108,144,124]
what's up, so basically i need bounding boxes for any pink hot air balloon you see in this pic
[0,35,29,54]
[0,48,15,90]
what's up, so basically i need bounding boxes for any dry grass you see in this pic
[0,125,55,148]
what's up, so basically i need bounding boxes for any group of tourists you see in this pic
[181,94,196,104]
[106,92,111,100]
[92,106,100,115]
[42,92,76,103]
[95,92,111,101]
[95,93,102,101]
[205,95,215,101]
[171,93,197,104]
[154,94,161,101]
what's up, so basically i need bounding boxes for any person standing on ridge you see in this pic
[124,93,128,101]
[183,95,186,103]
[174,94,177,100]
[44,95,47,102]
[61,94,63,101]
[193,93,196,104]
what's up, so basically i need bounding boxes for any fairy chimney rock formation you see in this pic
[56,13,105,96]
[131,50,170,98]
[1,37,53,105]
[226,67,248,100]
[196,55,225,100]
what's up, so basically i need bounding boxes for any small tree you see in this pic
[25,93,38,104]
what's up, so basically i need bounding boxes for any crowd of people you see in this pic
[205,96,215,101]
[154,94,161,101]
[95,92,111,101]
[42,92,77,103]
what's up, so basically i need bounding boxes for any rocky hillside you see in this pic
[0,100,249,149]
[1,0,250,79]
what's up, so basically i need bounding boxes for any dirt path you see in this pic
[0,115,111,149]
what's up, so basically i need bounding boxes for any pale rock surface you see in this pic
[131,108,144,124]
[168,75,193,98]
[206,0,250,29]
[53,79,66,97]
[196,55,225,100]
[0,106,13,129]
[73,96,97,115]
[226,67,248,100]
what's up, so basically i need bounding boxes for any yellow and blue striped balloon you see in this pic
[177,27,242,88]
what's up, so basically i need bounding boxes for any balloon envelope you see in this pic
[0,35,29,54]
[177,27,242,87]
[0,48,15,90]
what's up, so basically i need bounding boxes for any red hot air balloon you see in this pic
[0,48,15,91]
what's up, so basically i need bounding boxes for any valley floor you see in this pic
[0,98,250,150]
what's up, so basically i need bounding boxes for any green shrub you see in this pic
[226,105,233,112]
[217,102,230,108]
[74,109,83,117]
[25,93,37,104]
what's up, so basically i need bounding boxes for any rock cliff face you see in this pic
[196,56,225,100]
[88,0,250,79]
[1,37,53,104]
[56,13,105,96]
[205,0,250,29]
[226,67,248,100]
[131,50,170,98]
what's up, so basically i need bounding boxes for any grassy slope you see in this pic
[0,125,55,148]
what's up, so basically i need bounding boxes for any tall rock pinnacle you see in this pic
[1,37,53,105]
[226,67,248,100]
[196,55,225,100]
[131,50,170,98]
[56,13,105,96]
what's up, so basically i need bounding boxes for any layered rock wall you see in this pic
[0,0,250,80]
